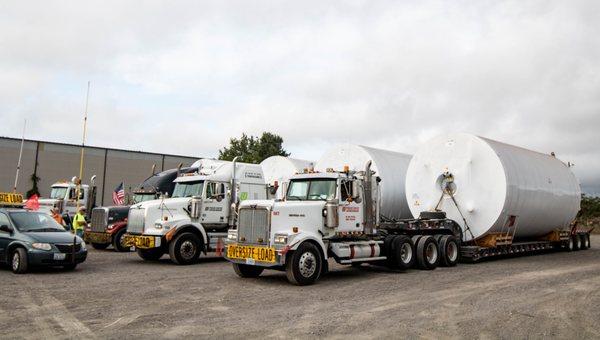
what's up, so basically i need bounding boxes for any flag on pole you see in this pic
[112,182,125,205]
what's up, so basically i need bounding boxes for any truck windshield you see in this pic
[172,181,204,198]
[9,212,65,232]
[132,193,156,204]
[287,179,336,201]
[50,187,68,199]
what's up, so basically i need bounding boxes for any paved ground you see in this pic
[1,236,599,339]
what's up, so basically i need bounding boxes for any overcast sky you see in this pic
[1,1,599,193]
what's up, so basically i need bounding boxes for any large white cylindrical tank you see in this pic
[315,144,413,220]
[406,133,581,241]
[260,156,314,199]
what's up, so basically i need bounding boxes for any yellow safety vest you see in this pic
[73,213,86,230]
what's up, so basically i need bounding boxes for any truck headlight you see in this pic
[274,234,288,245]
[154,222,163,229]
[227,229,237,241]
[32,243,52,251]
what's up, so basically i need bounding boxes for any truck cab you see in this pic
[124,159,267,265]
[37,177,97,224]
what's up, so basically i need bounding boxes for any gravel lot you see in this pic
[1,236,599,339]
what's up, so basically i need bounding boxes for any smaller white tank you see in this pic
[260,156,314,199]
[315,144,413,220]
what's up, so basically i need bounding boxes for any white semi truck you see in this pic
[124,158,267,265]
[37,176,97,220]
[225,138,590,285]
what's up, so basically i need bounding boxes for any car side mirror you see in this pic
[0,224,13,233]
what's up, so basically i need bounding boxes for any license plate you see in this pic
[227,244,276,263]
[54,253,66,261]
[124,235,156,249]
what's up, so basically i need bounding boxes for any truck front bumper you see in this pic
[27,249,88,266]
[83,231,112,244]
[225,243,286,267]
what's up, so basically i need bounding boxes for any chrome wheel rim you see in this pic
[12,253,19,271]
[298,252,317,278]
[426,243,438,264]
[400,243,412,264]
[180,240,197,260]
[447,242,458,262]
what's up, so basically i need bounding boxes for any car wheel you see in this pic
[416,235,439,270]
[91,243,109,250]
[11,248,28,274]
[286,242,323,285]
[169,232,202,265]
[112,229,130,252]
[136,248,164,261]
[233,263,264,278]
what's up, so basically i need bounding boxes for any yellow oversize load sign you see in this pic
[0,192,23,206]
[123,235,155,249]
[227,244,276,263]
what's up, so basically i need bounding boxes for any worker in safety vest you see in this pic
[72,207,87,237]
[51,208,64,226]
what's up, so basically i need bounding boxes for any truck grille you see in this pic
[91,208,108,232]
[237,208,270,245]
[127,208,145,234]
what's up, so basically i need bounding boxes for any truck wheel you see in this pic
[286,242,323,285]
[585,233,591,249]
[580,234,589,250]
[112,229,130,252]
[572,234,581,251]
[564,236,575,251]
[392,236,415,270]
[416,236,439,270]
[439,235,459,267]
[91,243,109,250]
[232,263,264,278]
[137,248,164,261]
[169,232,202,265]
[11,248,28,274]
[384,235,398,268]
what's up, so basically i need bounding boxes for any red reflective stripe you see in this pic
[370,244,375,257]
[349,245,355,259]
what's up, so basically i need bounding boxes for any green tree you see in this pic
[26,173,41,198]
[218,132,290,164]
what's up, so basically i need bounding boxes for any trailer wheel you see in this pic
[137,248,164,261]
[564,236,575,251]
[572,234,582,251]
[416,236,439,270]
[169,232,202,265]
[232,263,264,278]
[384,235,398,268]
[112,228,130,252]
[285,242,323,286]
[439,235,459,267]
[392,236,415,270]
[585,233,591,249]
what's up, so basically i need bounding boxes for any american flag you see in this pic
[112,182,125,205]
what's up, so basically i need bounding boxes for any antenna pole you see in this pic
[76,81,90,209]
[13,119,26,193]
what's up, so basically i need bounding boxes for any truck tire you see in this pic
[137,248,164,261]
[439,235,460,267]
[112,229,130,252]
[11,248,28,274]
[285,242,323,285]
[384,235,398,268]
[580,234,590,250]
[232,263,264,278]
[572,234,581,251]
[564,236,575,252]
[585,233,591,249]
[169,232,202,265]
[91,243,109,250]
[392,236,415,270]
[416,236,439,270]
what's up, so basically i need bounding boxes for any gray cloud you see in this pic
[0,0,599,193]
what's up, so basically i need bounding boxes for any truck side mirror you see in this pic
[0,224,13,233]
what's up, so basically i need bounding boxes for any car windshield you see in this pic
[172,181,204,198]
[9,212,66,232]
[50,187,68,199]
[287,179,337,201]
[132,193,156,204]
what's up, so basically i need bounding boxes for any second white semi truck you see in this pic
[225,139,589,285]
